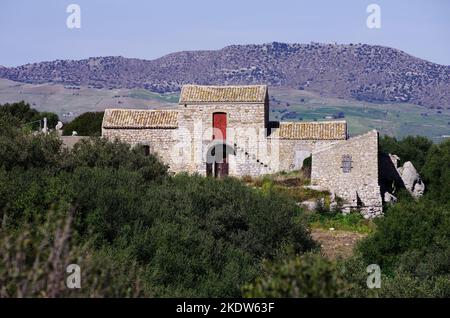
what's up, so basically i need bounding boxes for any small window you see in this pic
[143,145,150,156]
[341,154,352,173]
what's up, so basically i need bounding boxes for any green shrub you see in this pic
[0,128,62,171]
[62,137,168,181]
[379,135,432,173]
[0,126,316,297]
[0,101,59,130]
[342,256,450,298]
[357,199,450,276]
[422,139,450,203]
[0,204,151,297]
[242,253,351,297]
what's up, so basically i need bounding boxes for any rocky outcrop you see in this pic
[398,161,425,197]
[384,192,397,203]
[379,153,425,201]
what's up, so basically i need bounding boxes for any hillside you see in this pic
[1,78,449,140]
[0,42,448,109]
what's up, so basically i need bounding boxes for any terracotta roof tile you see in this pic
[179,85,267,104]
[102,109,178,129]
[276,121,347,140]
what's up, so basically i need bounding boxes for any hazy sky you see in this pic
[0,0,449,67]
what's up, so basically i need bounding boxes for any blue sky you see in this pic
[0,0,449,66]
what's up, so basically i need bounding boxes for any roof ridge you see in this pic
[275,121,347,140]
[104,108,178,112]
[280,120,347,125]
[103,108,179,129]
[182,84,267,88]
[179,84,268,104]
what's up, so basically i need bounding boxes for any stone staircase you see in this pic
[233,142,273,175]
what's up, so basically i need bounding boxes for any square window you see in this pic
[342,154,352,173]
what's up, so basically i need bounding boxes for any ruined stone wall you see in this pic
[310,130,382,218]
[269,139,340,172]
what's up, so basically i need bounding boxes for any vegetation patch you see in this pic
[306,211,375,234]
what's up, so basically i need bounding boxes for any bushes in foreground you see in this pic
[357,199,450,276]
[242,253,351,298]
[1,108,449,297]
[0,121,316,297]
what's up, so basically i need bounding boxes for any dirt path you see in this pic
[311,228,366,260]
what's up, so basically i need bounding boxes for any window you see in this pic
[341,154,352,173]
[143,145,150,156]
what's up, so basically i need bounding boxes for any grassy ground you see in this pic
[305,211,375,234]
[244,169,374,259]
[245,170,375,234]
[311,229,366,259]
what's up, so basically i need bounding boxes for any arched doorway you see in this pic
[206,112,230,177]
[205,142,236,177]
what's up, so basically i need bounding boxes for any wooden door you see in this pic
[213,112,227,141]
[212,113,228,177]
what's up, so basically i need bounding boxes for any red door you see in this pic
[213,112,227,141]
[212,113,228,177]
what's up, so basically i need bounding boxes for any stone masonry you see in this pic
[311,130,383,217]
[102,84,384,217]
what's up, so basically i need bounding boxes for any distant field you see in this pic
[0,79,176,120]
[269,88,450,142]
[127,89,179,103]
[0,79,448,141]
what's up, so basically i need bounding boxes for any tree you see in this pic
[379,135,432,173]
[422,139,450,203]
[0,101,59,130]
[62,112,104,136]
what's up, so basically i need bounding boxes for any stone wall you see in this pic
[177,102,269,176]
[272,139,340,172]
[102,102,270,176]
[311,130,382,218]
[101,127,180,171]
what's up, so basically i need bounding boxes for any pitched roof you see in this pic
[102,109,178,129]
[275,121,347,140]
[179,85,267,104]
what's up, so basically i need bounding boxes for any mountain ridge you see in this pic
[0,42,448,108]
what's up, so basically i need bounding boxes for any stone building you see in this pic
[102,84,383,217]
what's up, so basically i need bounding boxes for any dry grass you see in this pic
[311,228,366,260]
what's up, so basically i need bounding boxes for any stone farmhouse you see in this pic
[102,85,383,217]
